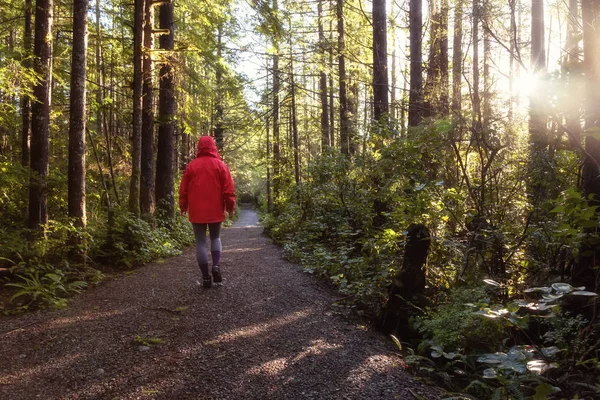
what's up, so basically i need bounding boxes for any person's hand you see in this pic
[181,210,187,217]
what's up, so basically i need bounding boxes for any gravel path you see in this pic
[0,208,439,400]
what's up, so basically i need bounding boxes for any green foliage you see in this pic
[5,262,87,311]
[0,161,29,230]
[97,209,194,268]
[415,287,505,352]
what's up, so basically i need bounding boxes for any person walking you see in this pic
[179,136,236,288]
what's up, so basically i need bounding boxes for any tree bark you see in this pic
[337,0,349,155]
[329,0,335,147]
[140,0,155,216]
[272,0,281,201]
[155,0,176,217]
[378,223,431,337]
[565,0,580,137]
[213,26,224,152]
[472,0,481,129]
[28,0,53,231]
[348,79,359,153]
[129,0,144,216]
[528,0,547,200]
[408,0,423,126]
[68,0,89,229]
[424,0,439,117]
[508,0,516,120]
[451,0,463,115]
[372,0,389,122]
[482,0,491,125]
[318,0,330,150]
[266,63,272,212]
[21,0,32,167]
[290,49,300,185]
[439,0,449,115]
[575,0,600,291]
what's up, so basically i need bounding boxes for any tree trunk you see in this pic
[575,0,600,292]
[424,0,439,118]
[155,0,176,217]
[378,223,431,337]
[372,0,389,122]
[390,0,397,120]
[482,0,491,126]
[528,0,547,201]
[266,63,272,212]
[272,0,281,201]
[129,0,144,216]
[318,0,330,150]
[408,0,423,127]
[439,0,449,115]
[21,0,32,167]
[508,0,516,121]
[349,80,360,154]
[472,0,481,129]
[140,0,155,216]
[565,0,580,137]
[329,0,335,147]
[290,54,300,185]
[29,0,53,231]
[68,0,88,229]
[337,0,349,156]
[213,25,224,151]
[451,0,462,116]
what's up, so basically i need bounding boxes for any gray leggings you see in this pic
[192,223,222,265]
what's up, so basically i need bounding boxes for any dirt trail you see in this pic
[0,207,439,399]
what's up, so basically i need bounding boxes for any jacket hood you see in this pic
[196,136,221,159]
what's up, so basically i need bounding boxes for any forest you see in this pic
[1,0,599,398]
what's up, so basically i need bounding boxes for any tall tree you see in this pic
[272,0,281,200]
[408,0,423,126]
[472,0,481,128]
[68,0,89,229]
[29,0,53,230]
[337,0,349,154]
[482,0,492,125]
[372,0,389,121]
[266,63,272,212]
[129,0,144,215]
[318,0,329,150]
[452,0,463,115]
[528,0,547,202]
[290,37,300,185]
[213,25,224,151]
[575,0,600,290]
[140,0,155,215]
[21,0,32,167]
[439,0,449,115]
[155,0,176,216]
[424,0,440,117]
[329,0,335,147]
[508,0,517,120]
[565,0,580,136]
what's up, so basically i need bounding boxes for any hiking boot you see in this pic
[212,265,222,283]
[202,276,212,289]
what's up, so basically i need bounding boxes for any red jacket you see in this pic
[179,136,236,223]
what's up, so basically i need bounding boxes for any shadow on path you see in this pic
[0,209,438,400]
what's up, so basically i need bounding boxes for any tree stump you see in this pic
[377,223,431,340]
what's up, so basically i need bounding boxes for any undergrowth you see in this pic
[260,123,600,399]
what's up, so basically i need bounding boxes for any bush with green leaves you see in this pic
[96,209,194,268]
[3,260,88,311]
[415,287,506,353]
